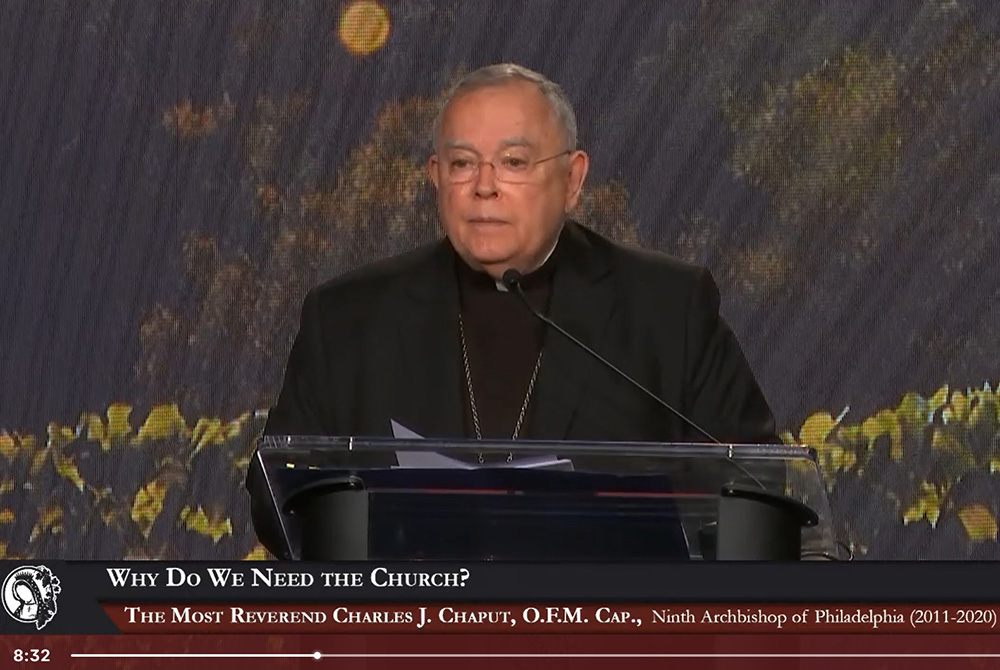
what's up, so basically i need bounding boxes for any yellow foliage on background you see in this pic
[790,383,1000,548]
[903,482,942,526]
[958,505,998,542]
[180,505,233,544]
[1,404,266,560]
[5,384,1000,560]
[138,404,190,442]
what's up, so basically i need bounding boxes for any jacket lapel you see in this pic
[530,223,616,440]
[392,242,465,438]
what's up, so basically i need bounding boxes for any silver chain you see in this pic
[458,313,543,458]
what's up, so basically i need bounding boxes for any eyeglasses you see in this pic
[440,149,572,184]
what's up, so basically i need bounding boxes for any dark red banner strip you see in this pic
[100,603,1000,634]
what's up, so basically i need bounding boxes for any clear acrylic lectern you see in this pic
[246,437,838,561]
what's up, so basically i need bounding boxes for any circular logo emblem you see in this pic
[2,565,61,629]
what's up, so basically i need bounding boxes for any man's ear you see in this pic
[426,155,440,190]
[564,150,590,212]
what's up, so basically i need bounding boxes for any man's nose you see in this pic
[473,161,499,197]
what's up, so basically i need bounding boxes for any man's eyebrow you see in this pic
[440,138,535,152]
[498,137,533,149]
[441,140,478,152]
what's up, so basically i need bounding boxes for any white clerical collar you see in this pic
[495,234,561,292]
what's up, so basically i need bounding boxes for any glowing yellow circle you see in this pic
[337,1,391,56]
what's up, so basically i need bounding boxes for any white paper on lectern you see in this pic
[481,455,574,471]
[390,420,473,469]
[390,419,424,439]
[389,419,572,471]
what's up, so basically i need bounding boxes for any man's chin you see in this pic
[468,256,513,277]
[462,244,517,271]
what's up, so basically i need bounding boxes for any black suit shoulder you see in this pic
[572,223,713,304]
[263,241,445,439]
[309,238,443,309]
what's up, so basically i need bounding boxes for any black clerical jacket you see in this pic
[262,221,777,444]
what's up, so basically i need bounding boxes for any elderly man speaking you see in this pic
[263,63,776,446]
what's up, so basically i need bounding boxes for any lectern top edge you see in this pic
[258,434,817,462]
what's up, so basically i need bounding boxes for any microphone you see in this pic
[501,267,765,489]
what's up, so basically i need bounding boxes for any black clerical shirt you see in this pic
[455,247,557,441]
